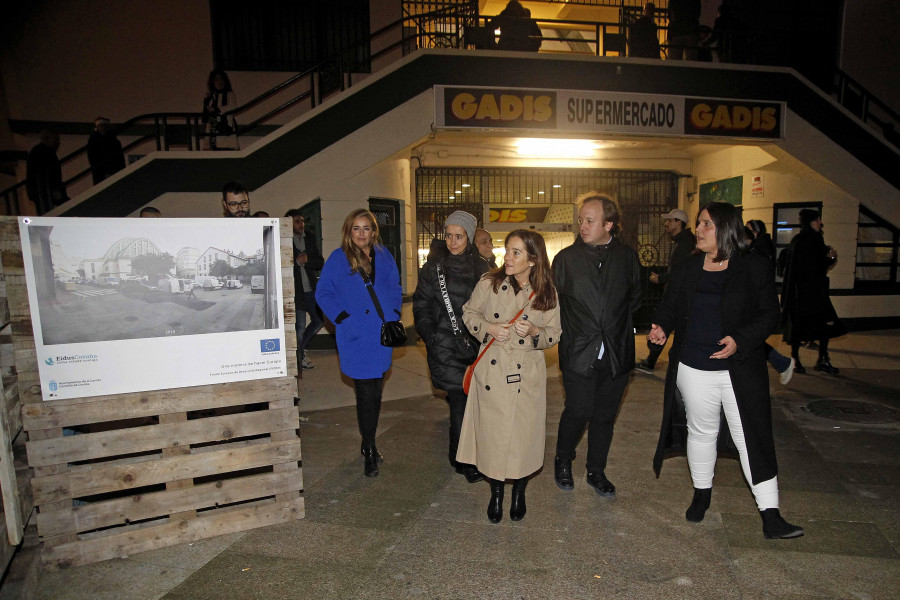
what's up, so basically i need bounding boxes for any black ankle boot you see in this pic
[509,477,528,521]
[362,446,379,478]
[760,508,804,539]
[814,354,839,375]
[487,479,504,523]
[685,488,712,523]
[792,356,806,374]
[360,442,383,463]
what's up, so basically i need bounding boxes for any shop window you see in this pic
[855,205,899,291]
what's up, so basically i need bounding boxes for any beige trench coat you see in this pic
[456,276,561,480]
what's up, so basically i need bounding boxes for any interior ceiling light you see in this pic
[455,190,462,194]
[516,138,598,158]
[461,183,471,187]
[552,184,562,188]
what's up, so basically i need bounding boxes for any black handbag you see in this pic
[358,269,407,348]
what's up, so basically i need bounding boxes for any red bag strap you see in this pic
[470,291,535,368]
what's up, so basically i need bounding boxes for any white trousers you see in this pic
[677,362,779,510]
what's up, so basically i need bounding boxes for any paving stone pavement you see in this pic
[34,332,900,599]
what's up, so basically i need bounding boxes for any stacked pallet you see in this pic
[0,220,32,579]
[1,217,303,570]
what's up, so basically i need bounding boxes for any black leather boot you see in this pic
[685,487,712,523]
[487,478,504,524]
[760,508,804,539]
[360,442,383,464]
[791,355,806,374]
[509,477,528,521]
[362,446,379,478]
[554,456,574,491]
[814,354,839,375]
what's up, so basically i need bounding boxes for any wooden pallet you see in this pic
[2,217,304,570]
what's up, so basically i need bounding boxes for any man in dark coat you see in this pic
[636,208,696,373]
[628,2,660,58]
[87,117,126,184]
[26,129,67,215]
[286,209,325,370]
[667,0,701,60]
[781,208,843,374]
[552,193,642,497]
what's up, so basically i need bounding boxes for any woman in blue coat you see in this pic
[316,208,403,477]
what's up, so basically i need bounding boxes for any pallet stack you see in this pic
[2,216,303,570]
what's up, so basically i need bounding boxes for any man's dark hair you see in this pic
[252,211,270,218]
[139,206,161,217]
[222,181,249,203]
[799,208,821,229]
[284,208,304,218]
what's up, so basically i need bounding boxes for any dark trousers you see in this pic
[447,390,467,467]
[353,377,383,447]
[295,291,324,351]
[556,355,629,472]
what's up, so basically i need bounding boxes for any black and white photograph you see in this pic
[24,218,279,345]
[20,217,287,401]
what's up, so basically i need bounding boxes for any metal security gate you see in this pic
[415,166,679,328]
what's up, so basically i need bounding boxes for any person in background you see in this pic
[252,210,270,218]
[474,228,498,268]
[628,2,660,59]
[636,208,695,374]
[203,70,238,150]
[667,0,701,60]
[458,230,560,523]
[552,193,641,499]
[87,117,126,184]
[139,206,161,217]
[221,181,250,218]
[746,220,794,384]
[489,0,542,52]
[286,209,324,371]
[316,209,403,478]
[781,209,844,375]
[413,211,489,483]
[26,129,67,214]
[651,202,803,539]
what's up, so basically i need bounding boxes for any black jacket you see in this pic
[657,227,696,286]
[780,227,841,342]
[293,230,324,310]
[552,236,642,379]
[413,242,490,393]
[652,252,781,484]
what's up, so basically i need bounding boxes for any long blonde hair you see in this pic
[341,208,381,274]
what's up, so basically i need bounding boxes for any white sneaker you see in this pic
[779,358,794,385]
[301,351,316,370]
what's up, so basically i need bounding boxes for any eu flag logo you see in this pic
[260,338,280,352]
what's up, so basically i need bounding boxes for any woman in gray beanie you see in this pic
[413,211,491,482]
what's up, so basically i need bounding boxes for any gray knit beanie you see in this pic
[444,210,477,244]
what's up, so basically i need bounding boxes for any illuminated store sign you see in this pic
[435,86,784,140]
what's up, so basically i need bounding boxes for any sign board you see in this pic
[699,176,744,207]
[19,217,287,400]
[435,86,785,140]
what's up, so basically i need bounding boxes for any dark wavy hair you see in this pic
[206,70,233,94]
[697,202,746,262]
[486,230,556,311]
[746,219,767,237]
[799,208,821,229]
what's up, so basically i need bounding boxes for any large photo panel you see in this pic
[19,217,287,400]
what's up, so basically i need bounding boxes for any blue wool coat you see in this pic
[315,246,402,379]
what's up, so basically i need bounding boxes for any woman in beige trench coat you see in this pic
[458,230,561,524]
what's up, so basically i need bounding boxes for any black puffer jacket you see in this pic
[413,241,490,393]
